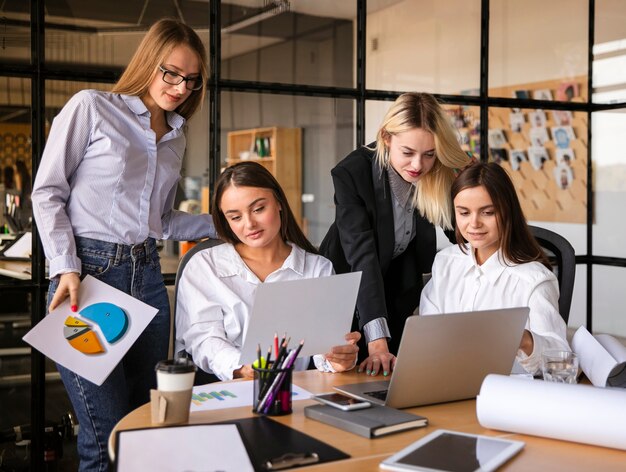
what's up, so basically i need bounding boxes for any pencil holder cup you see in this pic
[252,364,293,416]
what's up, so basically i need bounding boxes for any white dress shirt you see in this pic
[419,244,569,374]
[175,242,335,380]
[32,90,216,277]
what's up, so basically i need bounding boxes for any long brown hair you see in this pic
[372,92,470,229]
[212,162,318,254]
[451,162,550,269]
[111,19,207,119]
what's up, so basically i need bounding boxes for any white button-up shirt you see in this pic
[420,244,569,374]
[175,242,334,380]
[32,90,216,277]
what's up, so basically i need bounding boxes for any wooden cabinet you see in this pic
[226,127,303,224]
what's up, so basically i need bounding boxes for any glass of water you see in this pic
[541,350,579,384]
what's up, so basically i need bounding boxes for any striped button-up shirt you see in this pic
[32,90,215,277]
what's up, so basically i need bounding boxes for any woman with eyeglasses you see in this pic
[32,19,214,472]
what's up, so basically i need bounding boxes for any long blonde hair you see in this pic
[111,19,207,120]
[373,92,469,229]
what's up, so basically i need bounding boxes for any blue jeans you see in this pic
[48,236,170,472]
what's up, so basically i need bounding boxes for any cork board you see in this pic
[487,77,588,223]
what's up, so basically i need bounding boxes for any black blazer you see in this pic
[320,146,437,352]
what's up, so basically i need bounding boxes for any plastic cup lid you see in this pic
[155,358,197,374]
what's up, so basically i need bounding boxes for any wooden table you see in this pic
[110,370,626,471]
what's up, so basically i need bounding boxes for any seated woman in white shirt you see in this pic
[419,162,570,374]
[176,161,360,380]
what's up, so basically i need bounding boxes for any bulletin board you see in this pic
[487,77,588,224]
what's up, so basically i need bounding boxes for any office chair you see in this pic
[173,238,225,385]
[529,226,575,324]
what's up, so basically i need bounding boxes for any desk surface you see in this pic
[111,370,626,471]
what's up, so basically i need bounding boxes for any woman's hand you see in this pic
[358,338,396,377]
[49,272,81,312]
[519,329,534,356]
[233,364,254,379]
[326,331,361,372]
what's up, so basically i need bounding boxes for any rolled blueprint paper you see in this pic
[476,374,626,450]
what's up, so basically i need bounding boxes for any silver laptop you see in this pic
[334,307,529,409]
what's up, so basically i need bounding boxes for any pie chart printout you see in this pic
[63,303,129,355]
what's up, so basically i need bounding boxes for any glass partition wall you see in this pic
[2,1,625,469]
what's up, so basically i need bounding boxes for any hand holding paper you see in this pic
[23,275,158,385]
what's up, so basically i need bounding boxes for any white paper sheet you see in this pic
[3,231,31,258]
[571,326,626,387]
[22,275,158,385]
[190,379,312,412]
[239,272,361,363]
[477,374,626,450]
[116,424,254,472]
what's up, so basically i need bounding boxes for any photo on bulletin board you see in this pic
[509,112,525,133]
[490,148,508,164]
[553,162,574,190]
[529,127,550,147]
[529,110,547,128]
[528,146,549,170]
[555,81,579,101]
[553,110,573,126]
[556,147,575,165]
[551,126,576,149]
[488,129,507,148]
[514,90,531,99]
[510,150,527,171]
[533,89,553,101]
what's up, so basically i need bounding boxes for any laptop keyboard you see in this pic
[364,389,388,401]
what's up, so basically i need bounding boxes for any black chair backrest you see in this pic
[173,238,225,312]
[529,226,575,324]
[173,238,225,385]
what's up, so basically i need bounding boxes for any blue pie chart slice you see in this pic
[79,303,129,344]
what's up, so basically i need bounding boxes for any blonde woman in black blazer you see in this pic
[320,92,471,377]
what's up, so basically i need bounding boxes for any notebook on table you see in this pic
[335,307,529,409]
[304,403,427,438]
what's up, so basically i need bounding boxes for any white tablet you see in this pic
[380,429,524,472]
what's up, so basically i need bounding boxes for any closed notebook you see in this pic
[304,404,428,438]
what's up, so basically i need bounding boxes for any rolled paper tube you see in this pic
[477,374,626,450]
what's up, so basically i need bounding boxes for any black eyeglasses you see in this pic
[158,66,203,91]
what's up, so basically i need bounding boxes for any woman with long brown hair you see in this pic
[176,161,360,381]
[420,162,569,374]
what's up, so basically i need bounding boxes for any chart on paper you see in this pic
[190,380,312,412]
[63,302,129,355]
